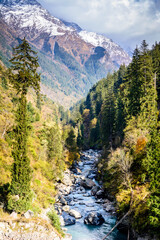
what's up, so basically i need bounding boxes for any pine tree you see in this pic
[123,41,157,129]
[47,124,63,162]
[7,38,40,212]
[139,40,157,129]
[145,129,160,232]
[1,76,8,90]
[151,42,160,109]
[123,47,142,119]
[100,73,115,148]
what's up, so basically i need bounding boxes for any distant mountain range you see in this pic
[0,0,131,107]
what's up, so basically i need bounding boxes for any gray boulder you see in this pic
[69,209,81,219]
[63,214,76,226]
[96,189,105,198]
[81,178,96,189]
[62,205,70,212]
[84,212,105,226]
[91,186,100,196]
[56,194,67,205]
[62,170,73,186]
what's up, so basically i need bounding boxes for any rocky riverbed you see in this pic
[0,150,155,240]
[55,149,127,240]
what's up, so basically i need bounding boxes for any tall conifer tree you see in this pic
[8,38,40,212]
[139,40,157,129]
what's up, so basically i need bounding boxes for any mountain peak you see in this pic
[61,19,82,32]
[0,0,40,6]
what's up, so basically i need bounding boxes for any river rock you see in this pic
[63,214,76,226]
[103,202,114,212]
[63,205,70,212]
[61,170,73,186]
[84,212,105,225]
[54,205,62,215]
[91,185,100,196]
[69,209,82,219]
[80,178,96,189]
[56,183,71,195]
[96,189,105,198]
[56,194,68,205]
[72,168,82,175]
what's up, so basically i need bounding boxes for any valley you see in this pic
[0,0,160,240]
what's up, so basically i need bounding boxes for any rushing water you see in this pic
[65,150,127,240]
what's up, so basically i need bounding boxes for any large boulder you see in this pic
[80,178,96,189]
[62,170,73,186]
[69,209,82,219]
[84,212,105,226]
[103,202,114,212]
[56,183,71,195]
[96,189,105,199]
[56,194,67,205]
[63,214,76,226]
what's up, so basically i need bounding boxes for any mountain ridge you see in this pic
[0,0,131,107]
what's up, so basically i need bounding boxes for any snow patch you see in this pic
[0,4,73,36]
[79,30,130,61]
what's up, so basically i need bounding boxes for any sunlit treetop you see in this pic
[9,37,40,95]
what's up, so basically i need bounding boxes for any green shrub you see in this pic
[47,209,64,236]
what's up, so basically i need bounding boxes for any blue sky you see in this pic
[38,0,160,49]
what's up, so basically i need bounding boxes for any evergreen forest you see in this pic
[0,38,160,239]
[72,40,160,237]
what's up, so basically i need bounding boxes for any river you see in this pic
[62,150,127,240]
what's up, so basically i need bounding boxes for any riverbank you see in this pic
[55,149,127,240]
[0,217,72,240]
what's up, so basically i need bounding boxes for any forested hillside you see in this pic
[0,42,79,216]
[0,34,160,239]
[73,40,160,238]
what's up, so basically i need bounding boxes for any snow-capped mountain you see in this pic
[79,31,130,65]
[0,0,40,6]
[0,0,74,37]
[0,0,131,107]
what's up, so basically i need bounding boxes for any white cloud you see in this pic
[38,0,160,48]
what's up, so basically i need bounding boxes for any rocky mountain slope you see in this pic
[0,0,131,107]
